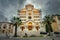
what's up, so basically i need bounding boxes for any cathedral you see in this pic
[17,4,42,36]
[0,4,60,37]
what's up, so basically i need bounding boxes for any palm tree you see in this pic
[11,16,22,37]
[43,15,55,36]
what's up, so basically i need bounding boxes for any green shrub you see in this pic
[39,35,44,37]
[30,35,36,37]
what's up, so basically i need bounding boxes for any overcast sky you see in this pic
[0,0,60,22]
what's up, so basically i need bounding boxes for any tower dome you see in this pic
[25,4,34,8]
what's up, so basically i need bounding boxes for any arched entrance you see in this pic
[20,26,25,31]
[28,22,33,30]
[35,26,40,30]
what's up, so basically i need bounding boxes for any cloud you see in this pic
[31,0,60,17]
[0,0,25,22]
[44,0,60,15]
[0,11,8,22]
[0,0,60,22]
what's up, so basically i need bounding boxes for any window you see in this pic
[3,27,6,29]
[24,19,26,21]
[35,22,40,25]
[34,16,39,18]
[9,27,11,29]
[21,19,26,21]
[0,30,1,33]
[20,16,26,18]
[10,30,13,33]
[9,24,11,26]
[3,24,6,29]
[2,30,5,33]
[28,22,33,30]
[28,26,32,30]
[36,26,40,30]
[9,24,11,29]
[0,24,2,27]
[34,19,40,21]
[0,27,1,29]
[38,19,40,21]
[29,13,31,15]
[58,17,60,20]
[0,24,2,29]
[34,19,37,21]
[9,30,10,33]
[28,16,32,19]
[20,11,26,14]
[3,26,6,29]
[9,29,13,33]
[20,26,25,31]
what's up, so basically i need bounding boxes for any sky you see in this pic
[0,0,60,22]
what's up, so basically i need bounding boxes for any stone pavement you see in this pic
[0,36,60,40]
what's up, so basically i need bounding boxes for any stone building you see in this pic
[52,14,60,32]
[17,4,42,36]
[0,22,14,37]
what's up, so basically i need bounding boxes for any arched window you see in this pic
[29,13,31,15]
[28,16,32,19]
[3,24,6,29]
[0,24,1,31]
[28,22,33,30]
[0,27,1,29]
[36,26,40,30]
[28,26,33,30]
[2,30,5,33]
[20,26,25,31]
[9,24,11,29]
[0,24,2,28]
[9,27,11,29]
[28,22,32,26]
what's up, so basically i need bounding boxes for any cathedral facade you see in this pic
[0,4,60,37]
[17,4,42,36]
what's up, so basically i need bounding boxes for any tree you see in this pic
[11,16,22,37]
[43,15,55,36]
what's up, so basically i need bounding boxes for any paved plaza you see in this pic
[0,36,60,40]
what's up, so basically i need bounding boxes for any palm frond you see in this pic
[10,16,22,26]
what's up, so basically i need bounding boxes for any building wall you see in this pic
[52,15,60,32]
[0,22,14,37]
[17,4,42,36]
